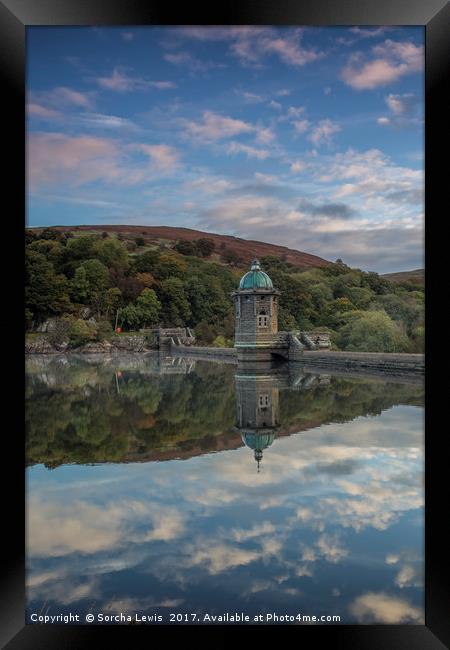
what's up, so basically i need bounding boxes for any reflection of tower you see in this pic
[235,370,281,472]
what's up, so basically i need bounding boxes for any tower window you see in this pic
[258,315,269,327]
[259,394,270,407]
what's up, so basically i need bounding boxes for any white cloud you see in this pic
[268,100,282,111]
[308,119,341,146]
[290,160,306,173]
[227,141,270,159]
[96,67,176,92]
[174,26,324,68]
[341,39,423,90]
[293,119,310,135]
[133,144,181,173]
[377,93,422,129]
[182,110,254,142]
[27,103,61,120]
[163,51,224,74]
[30,86,95,110]
[27,132,181,190]
[349,592,424,623]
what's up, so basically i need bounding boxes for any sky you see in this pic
[26,26,424,273]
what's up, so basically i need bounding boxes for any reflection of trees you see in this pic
[26,358,424,468]
[280,378,423,430]
[26,359,236,468]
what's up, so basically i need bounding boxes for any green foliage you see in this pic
[136,288,162,326]
[196,238,215,257]
[120,288,161,330]
[94,237,129,270]
[96,320,113,342]
[25,249,72,323]
[38,228,64,241]
[222,248,241,265]
[120,304,143,330]
[195,321,217,345]
[175,240,196,255]
[337,310,409,352]
[69,319,97,347]
[158,277,191,326]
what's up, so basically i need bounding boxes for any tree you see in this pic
[28,239,65,270]
[195,321,216,345]
[153,254,187,280]
[94,237,129,271]
[69,319,97,347]
[337,310,409,352]
[135,272,155,288]
[38,228,63,241]
[75,260,109,300]
[175,240,196,256]
[278,307,297,331]
[102,287,122,321]
[222,248,241,265]
[132,249,161,274]
[196,238,215,257]
[71,266,90,302]
[25,249,72,323]
[65,235,99,262]
[135,288,161,327]
[158,278,191,326]
[120,304,142,330]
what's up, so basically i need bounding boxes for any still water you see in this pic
[26,354,424,625]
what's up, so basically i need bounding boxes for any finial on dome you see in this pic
[255,449,263,472]
[251,258,261,271]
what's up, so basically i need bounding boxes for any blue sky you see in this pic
[27,26,424,273]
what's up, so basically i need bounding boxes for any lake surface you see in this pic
[26,354,424,625]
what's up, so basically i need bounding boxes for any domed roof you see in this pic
[240,430,276,471]
[240,431,276,451]
[239,259,273,290]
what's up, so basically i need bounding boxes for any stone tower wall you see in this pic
[234,292,279,346]
[236,377,280,429]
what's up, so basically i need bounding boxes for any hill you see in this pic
[382,269,424,286]
[29,224,332,271]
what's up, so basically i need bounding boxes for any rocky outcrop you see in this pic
[25,336,56,354]
[25,334,154,354]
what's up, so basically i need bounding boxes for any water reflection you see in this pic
[235,366,332,471]
[26,355,424,624]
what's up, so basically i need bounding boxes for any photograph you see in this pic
[10,10,444,642]
[23,24,428,630]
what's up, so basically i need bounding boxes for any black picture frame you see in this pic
[2,1,449,647]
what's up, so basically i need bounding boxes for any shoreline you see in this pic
[26,341,424,377]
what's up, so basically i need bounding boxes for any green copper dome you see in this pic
[240,431,276,451]
[239,259,273,290]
